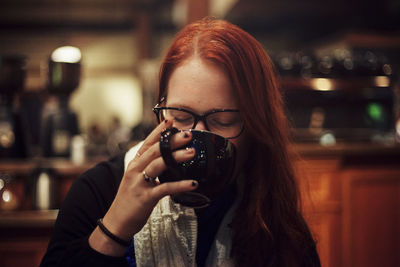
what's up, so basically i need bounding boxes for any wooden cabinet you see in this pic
[295,156,343,267]
[341,167,400,267]
[295,144,400,267]
[0,159,101,267]
[0,211,57,267]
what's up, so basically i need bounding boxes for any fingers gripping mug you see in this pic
[159,127,236,208]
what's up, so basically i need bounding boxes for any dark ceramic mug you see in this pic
[159,127,236,208]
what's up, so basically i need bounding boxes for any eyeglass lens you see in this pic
[159,109,242,138]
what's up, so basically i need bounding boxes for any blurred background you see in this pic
[0,1,399,267]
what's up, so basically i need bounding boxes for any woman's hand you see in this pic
[89,120,197,255]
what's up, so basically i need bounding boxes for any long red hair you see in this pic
[158,18,318,267]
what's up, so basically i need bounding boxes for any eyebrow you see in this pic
[165,103,193,110]
[165,104,239,114]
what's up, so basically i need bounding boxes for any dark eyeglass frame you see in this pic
[152,102,244,139]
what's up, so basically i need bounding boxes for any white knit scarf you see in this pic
[124,143,235,267]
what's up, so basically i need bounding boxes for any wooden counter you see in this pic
[0,210,58,228]
[0,210,59,267]
[292,143,400,267]
[0,146,399,267]
[0,158,104,267]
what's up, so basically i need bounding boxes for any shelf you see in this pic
[281,76,392,91]
[0,210,58,228]
[291,142,400,157]
[0,157,106,176]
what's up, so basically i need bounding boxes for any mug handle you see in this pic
[159,127,181,177]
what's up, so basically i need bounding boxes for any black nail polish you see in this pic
[185,147,194,153]
[192,181,198,187]
[184,132,189,138]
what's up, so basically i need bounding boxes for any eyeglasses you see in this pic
[153,103,244,139]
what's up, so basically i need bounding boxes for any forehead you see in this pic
[166,57,238,111]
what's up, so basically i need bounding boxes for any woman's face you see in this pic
[166,56,249,175]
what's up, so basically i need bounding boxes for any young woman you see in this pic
[40,18,320,267]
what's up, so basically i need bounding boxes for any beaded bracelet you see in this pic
[97,218,131,247]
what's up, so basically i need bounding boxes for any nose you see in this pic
[193,120,208,131]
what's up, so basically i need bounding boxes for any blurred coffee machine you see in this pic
[0,55,27,158]
[41,46,81,157]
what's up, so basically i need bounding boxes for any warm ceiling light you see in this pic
[311,78,334,91]
[374,76,390,87]
[51,46,81,63]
